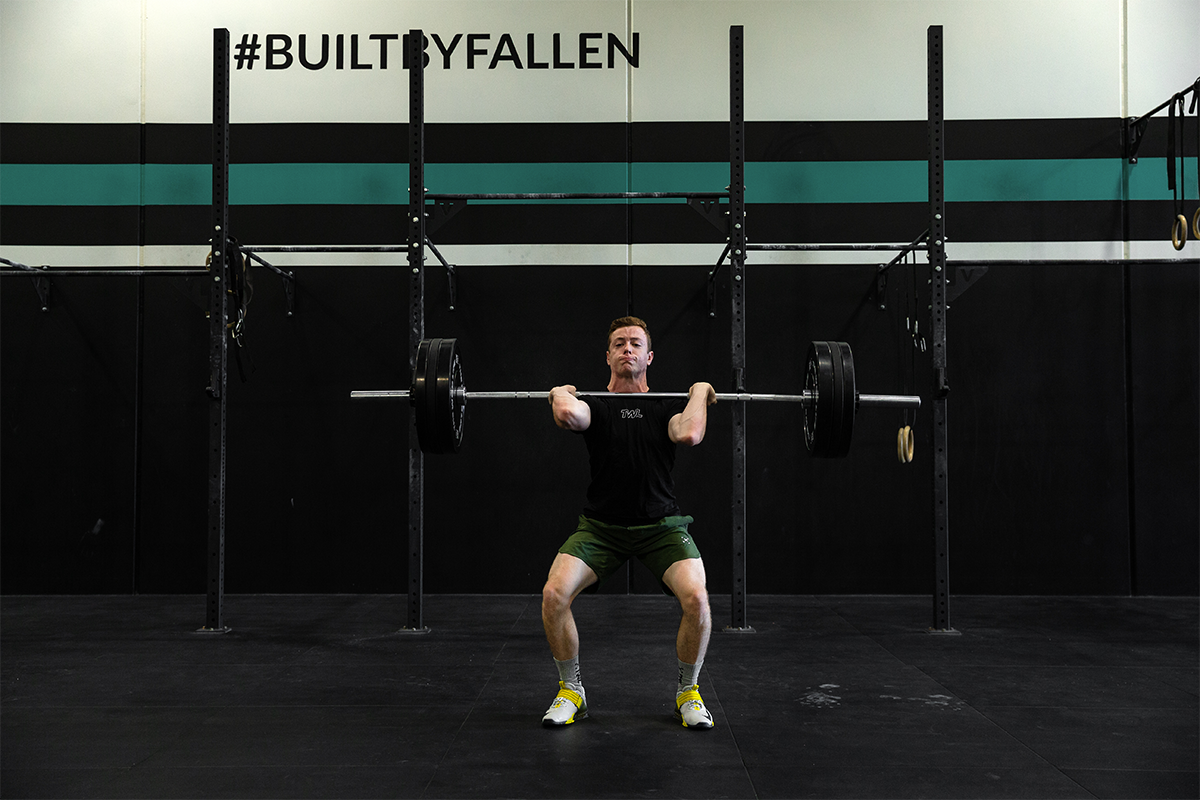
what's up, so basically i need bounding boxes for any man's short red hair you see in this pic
[607,316,651,350]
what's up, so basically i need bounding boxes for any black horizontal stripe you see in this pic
[1,123,142,164]
[428,122,628,163]
[5,201,1187,247]
[6,118,1191,165]
[1,206,140,245]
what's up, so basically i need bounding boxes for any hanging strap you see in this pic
[1167,94,1177,193]
[1193,82,1200,239]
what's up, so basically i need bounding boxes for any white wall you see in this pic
[2,0,1196,125]
[1,0,1196,266]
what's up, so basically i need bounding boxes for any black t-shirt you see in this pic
[577,394,688,525]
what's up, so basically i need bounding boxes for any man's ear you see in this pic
[647,350,654,365]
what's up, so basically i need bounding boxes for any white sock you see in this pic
[677,659,702,693]
[555,656,582,688]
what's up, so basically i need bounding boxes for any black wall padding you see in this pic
[3,260,1196,595]
[1128,263,1199,594]
[948,264,1133,594]
[1,278,139,593]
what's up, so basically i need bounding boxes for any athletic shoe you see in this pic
[675,685,714,729]
[542,681,588,727]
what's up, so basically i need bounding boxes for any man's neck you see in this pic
[608,374,649,393]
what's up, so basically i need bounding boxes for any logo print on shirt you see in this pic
[620,408,644,419]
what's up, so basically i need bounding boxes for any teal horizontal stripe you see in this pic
[145,163,210,205]
[235,163,407,205]
[1,164,142,205]
[1127,158,1200,202]
[748,161,926,203]
[949,159,1120,202]
[430,162,629,194]
[0,163,409,206]
[2,159,1195,206]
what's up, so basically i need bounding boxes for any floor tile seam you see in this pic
[416,659,507,800]
[814,602,923,669]
[113,710,214,775]
[502,594,539,633]
[903,662,1101,797]
[964,704,1175,795]
[701,672,763,800]
[483,595,537,671]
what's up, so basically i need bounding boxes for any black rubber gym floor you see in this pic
[2,594,1196,799]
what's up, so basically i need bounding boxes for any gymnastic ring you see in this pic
[1192,207,1200,240]
[897,426,914,463]
[1171,215,1187,251]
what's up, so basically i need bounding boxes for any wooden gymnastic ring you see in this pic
[896,426,914,463]
[1171,215,1187,251]
[1193,207,1200,240]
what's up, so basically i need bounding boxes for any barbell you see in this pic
[352,338,921,458]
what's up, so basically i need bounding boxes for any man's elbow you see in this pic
[557,416,585,432]
[554,406,588,431]
[675,426,705,447]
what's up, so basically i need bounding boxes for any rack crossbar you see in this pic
[748,243,930,252]
[949,258,1197,267]
[244,246,409,253]
[0,268,209,277]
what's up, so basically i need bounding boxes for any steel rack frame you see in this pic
[10,25,1186,637]
[3,24,954,636]
[402,25,945,634]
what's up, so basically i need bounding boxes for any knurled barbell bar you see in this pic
[352,337,920,457]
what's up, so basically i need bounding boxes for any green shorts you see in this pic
[558,514,701,595]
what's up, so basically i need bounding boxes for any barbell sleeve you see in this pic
[350,389,920,409]
[857,393,922,409]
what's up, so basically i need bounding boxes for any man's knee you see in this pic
[543,553,597,615]
[680,585,710,619]
[544,567,590,617]
[542,580,571,616]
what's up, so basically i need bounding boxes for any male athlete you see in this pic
[542,316,717,729]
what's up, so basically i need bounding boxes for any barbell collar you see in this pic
[351,388,920,409]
